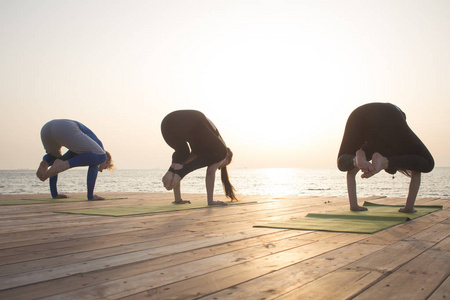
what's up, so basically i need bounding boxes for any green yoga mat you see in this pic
[56,201,258,217]
[0,197,127,206]
[254,201,443,234]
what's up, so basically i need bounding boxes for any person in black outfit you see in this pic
[337,103,434,212]
[161,110,237,205]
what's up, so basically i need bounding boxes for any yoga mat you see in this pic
[254,201,443,234]
[56,201,258,217]
[0,197,127,206]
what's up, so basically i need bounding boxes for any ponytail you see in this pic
[398,169,411,177]
[221,166,237,201]
[220,147,237,201]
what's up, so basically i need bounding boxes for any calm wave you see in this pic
[0,168,448,198]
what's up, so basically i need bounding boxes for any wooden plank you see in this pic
[353,244,450,299]
[0,230,306,299]
[276,268,383,300]
[0,217,283,264]
[31,233,355,299]
[349,223,449,274]
[0,224,301,276]
[123,235,377,300]
[0,227,297,289]
[428,275,450,300]
[404,222,450,244]
[271,222,449,300]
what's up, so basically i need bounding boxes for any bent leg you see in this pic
[42,159,70,181]
[362,152,388,178]
[68,152,106,168]
[338,154,356,172]
[388,154,434,173]
[161,116,191,164]
[163,138,190,164]
[163,164,183,190]
[337,108,369,171]
[162,171,175,190]
[355,149,375,177]
[372,109,434,173]
[37,153,59,181]
[36,160,49,181]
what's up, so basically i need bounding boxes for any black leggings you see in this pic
[161,110,227,178]
[161,111,197,164]
[337,103,434,173]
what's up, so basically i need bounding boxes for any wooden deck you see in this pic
[0,192,448,300]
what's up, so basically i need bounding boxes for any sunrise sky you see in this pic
[1,0,449,170]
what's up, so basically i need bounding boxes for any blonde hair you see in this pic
[105,151,116,171]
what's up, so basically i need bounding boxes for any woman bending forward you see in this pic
[161,110,237,205]
[36,119,114,200]
[337,103,434,212]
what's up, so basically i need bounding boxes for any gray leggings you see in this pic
[41,119,105,157]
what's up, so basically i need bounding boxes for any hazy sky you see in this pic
[1,0,449,170]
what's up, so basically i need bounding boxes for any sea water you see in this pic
[0,168,448,198]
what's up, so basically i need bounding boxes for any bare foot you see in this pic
[355,152,375,178]
[163,164,184,190]
[172,174,181,186]
[89,195,105,201]
[208,201,228,206]
[163,174,182,191]
[356,160,374,175]
[350,205,368,211]
[172,200,191,204]
[43,159,70,180]
[399,207,416,213]
[371,152,389,176]
[162,171,175,190]
[53,194,69,199]
[36,161,49,181]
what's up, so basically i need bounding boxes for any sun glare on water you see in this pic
[259,168,301,195]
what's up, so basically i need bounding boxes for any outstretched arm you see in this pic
[347,167,367,211]
[206,162,226,205]
[49,175,68,199]
[87,165,105,200]
[399,171,421,213]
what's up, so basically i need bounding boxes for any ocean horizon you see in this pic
[0,167,448,199]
